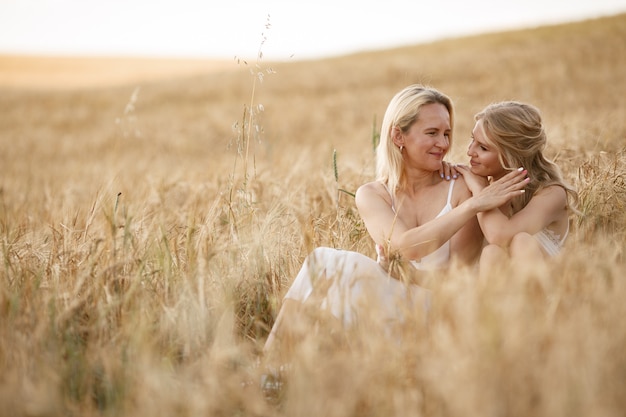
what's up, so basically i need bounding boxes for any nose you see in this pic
[467,141,476,157]
[437,134,450,150]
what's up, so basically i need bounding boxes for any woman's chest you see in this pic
[395,189,449,227]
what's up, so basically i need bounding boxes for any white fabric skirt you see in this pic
[284,247,431,329]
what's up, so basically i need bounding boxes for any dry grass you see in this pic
[0,55,235,89]
[0,13,625,417]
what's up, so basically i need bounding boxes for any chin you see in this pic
[470,166,483,175]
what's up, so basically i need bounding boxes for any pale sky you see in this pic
[1,0,625,60]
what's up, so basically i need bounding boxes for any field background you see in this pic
[1,13,625,417]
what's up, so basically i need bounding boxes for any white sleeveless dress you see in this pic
[534,225,569,256]
[283,181,457,328]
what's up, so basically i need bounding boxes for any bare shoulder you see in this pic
[536,184,567,195]
[355,181,390,209]
[528,185,568,216]
[535,184,567,202]
[355,181,380,194]
[450,176,473,203]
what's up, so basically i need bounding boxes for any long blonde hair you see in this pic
[376,85,454,200]
[476,101,578,213]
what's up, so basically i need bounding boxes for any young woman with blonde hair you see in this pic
[457,101,578,272]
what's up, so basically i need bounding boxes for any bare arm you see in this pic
[477,186,567,246]
[355,178,521,262]
[456,165,566,246]
[355,182,477,261]
[448,178,484,265]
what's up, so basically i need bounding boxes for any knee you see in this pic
[309,246,338,259]
[307,247,335,266]
[509,232,543,259]
[310,246,329,257]
[479,243,508,277]
[510,232,534,250]
[481,243,506,261]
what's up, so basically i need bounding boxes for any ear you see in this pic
[391,126,404,148]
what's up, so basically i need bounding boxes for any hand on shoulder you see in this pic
[455,164,489,195]
[469,169,529,213]
[447,174,475,206]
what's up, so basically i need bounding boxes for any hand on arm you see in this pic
[476,185,567,246]
[457,166,529,212]
[457,166,566,246]
[370,178,485,267]
[356,182,482,262]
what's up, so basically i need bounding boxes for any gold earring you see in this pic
[400,145,404,152]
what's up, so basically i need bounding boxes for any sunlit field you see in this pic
[1,13,625,417]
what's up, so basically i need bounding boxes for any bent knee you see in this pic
[510,232,534,246]
[481,243,506,259]
[509,232,544,258]
[307,247,339,264]
[509,232,535,252]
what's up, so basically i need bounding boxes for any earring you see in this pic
[400,145,404,152]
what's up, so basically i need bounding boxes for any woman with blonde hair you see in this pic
[457,101,578,272]
[262,86,529,368]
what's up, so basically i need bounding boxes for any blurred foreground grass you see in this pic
[0,13,625,417]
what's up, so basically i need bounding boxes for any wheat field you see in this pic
[1,13,625,417]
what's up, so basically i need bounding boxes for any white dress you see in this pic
[533,224,569,257]
[283,181,457,329]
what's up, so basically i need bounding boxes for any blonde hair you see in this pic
[476,101,579,213]
[376,85,454,199]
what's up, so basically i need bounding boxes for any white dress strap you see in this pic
[445,179,456,205]
[381,182,395,213]
[560,221,570,244]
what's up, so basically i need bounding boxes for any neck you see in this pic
[400,168,441,195]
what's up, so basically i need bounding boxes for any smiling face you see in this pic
[467,119,507,179]
[396,103,451,172]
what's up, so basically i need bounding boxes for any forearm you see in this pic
[477,209,515,246]
[450,216,484,265]
[396,200,478,260]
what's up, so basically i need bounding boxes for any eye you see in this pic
[470,138,488,151]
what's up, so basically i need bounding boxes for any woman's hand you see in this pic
[439,161,459,181]
[376,244,390,272]
[468,168,529,212]
[455,164,489,194]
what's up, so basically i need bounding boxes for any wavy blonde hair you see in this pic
[476,101,579,214]
[376,85,454,200]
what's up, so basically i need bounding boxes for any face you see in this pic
[397,103,451,172]
[466,119,506,179]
